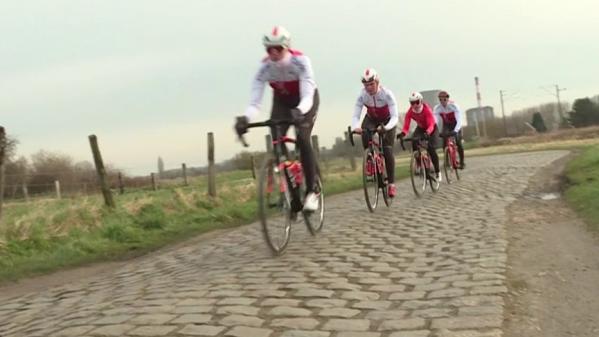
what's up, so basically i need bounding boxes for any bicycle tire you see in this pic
[303,175,324,235]
[363,149,379,212]
[258,155,291,255]
[452,147,461,181]
[378,154,392,207]
[410,151,426,198]
[443,147,453,184]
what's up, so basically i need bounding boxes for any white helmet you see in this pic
[361,68,379,83]
[262,26,291,48]
[409,91,423,102]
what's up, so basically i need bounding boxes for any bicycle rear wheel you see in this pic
[363,149,379,212]
[303,175,324,235]
[258,155,291,255]
[410,151,426,198]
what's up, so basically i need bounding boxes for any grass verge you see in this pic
[563,144,599,233]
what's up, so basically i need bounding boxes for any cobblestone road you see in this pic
[0,151,568,337]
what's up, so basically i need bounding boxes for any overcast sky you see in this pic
[2,0,598,174]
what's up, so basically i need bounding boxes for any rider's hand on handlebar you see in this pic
[398,131,406,139]
[290,108,304,125]
[376,125,385,135]
[235,116,249,136]
[353,127,363,135]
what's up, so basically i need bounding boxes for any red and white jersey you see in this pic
[244,49,317,120]
[401,102,437,135]
[433,101,462,132]
[352,86,399,131]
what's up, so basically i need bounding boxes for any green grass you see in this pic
[563,144,599,232]
[0,158,408,283]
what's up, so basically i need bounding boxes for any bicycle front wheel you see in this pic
[258,155,291,255]
[410,152,426,198]
[363,149,379,212]
[452,147,461,181]
[443,147,453,184]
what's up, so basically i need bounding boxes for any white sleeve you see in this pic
[352,95,364,130]
[452,103,463,132]
[383,90,399,130]
[295,56,317,114]
[433,104,443,130]
[244,63,268,121]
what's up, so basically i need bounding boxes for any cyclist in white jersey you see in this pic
[433,90,465,169]
[234,26,320,211]
[351,68,399,197]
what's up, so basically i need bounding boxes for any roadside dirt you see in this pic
[504,153,599,337]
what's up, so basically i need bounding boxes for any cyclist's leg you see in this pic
[441,124,452,150]
[412,127,424,152]
[270,95,291,156]
[428,126,440,174]
[455,129,465,166]
[295,90,319,193]
[382,125,396,183]
[360,115,375,150]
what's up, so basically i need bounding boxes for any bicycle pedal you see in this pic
[290,212,298,221]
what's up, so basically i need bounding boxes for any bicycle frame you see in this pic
[442,134,459,169]
[348,126,387,178]
[240,120,306,211]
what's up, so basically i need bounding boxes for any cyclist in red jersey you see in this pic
[398,92,441,182]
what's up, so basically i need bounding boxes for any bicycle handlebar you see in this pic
[238,119,294,148]
[398,136,429,151]
[347,125,386,147]
[347,126,355,147]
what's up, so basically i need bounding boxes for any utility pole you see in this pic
[499,90,508,137]
[541,84,567,130]
[474,76,487,137]
[555,84,567,127]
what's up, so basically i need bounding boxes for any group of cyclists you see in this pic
[235,26,466,211]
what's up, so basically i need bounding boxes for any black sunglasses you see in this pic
[266,46,284,53]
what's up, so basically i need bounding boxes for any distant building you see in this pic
[465,106,494,126]
[420,90,442,108]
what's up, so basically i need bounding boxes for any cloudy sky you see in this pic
[2,0,598,174]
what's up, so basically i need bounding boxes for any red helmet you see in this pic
[438,90,450,98]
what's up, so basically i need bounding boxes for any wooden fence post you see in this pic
[22,183,29,203]
[54,180,61,199]
[250,155,256,179]
[0,127,5,220]
[118,172,124,194]
[311,135,320,160]
[182,163,188,186]
[88,134,115,208]
[265,134,273,153]
[151,173,157,191]
[344,131,357,171]
[208,132,216,197]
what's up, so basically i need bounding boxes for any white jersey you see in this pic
[352,86,399,131]
[244,49,317,120]
[433,101,462,132]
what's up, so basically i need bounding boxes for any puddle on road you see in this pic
[539,193,560,200]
